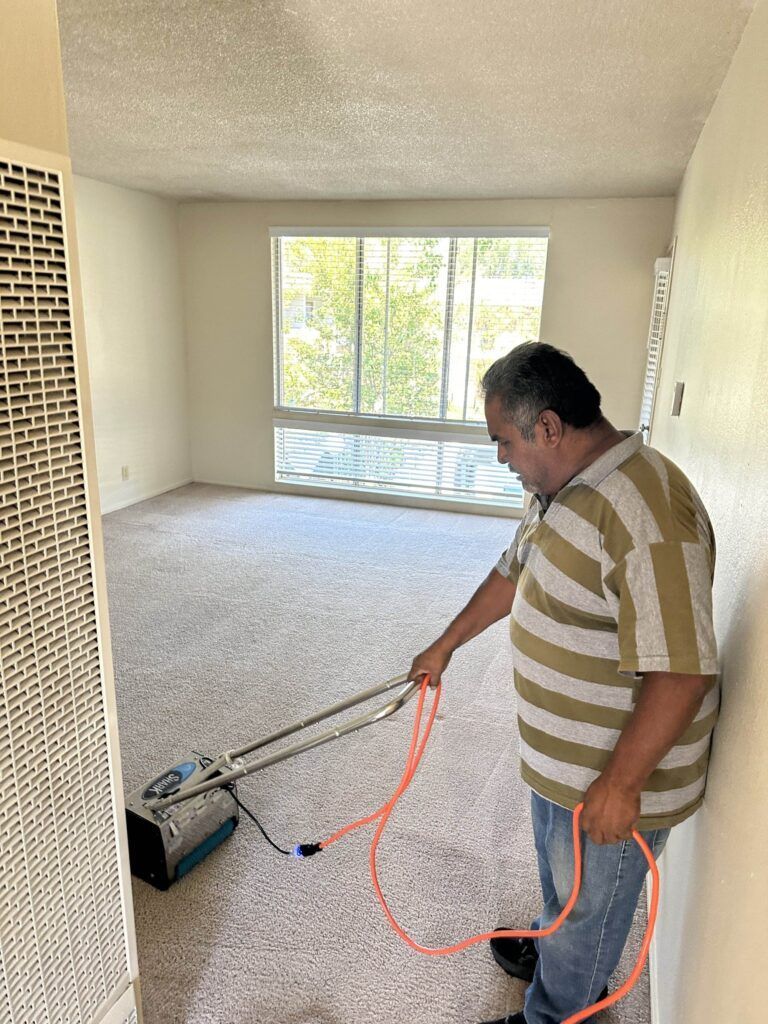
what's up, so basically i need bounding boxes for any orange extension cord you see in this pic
[317,677,660,1024]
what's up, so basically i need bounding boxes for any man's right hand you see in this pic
[408,639,454,688]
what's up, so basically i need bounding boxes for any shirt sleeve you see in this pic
[494,514,528,586]
[606,540,718,677]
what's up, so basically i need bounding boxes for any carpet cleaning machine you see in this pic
[125,672,419,889]
[125,673,660,1024]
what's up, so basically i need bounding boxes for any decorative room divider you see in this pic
[0,139,140,1024]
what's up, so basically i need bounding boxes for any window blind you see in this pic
[274,425,523,506]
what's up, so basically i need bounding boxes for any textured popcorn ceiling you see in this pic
[57,0,755,201]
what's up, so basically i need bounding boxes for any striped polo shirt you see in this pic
[496,431,718,829]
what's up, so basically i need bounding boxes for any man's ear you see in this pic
[537,409,564,446]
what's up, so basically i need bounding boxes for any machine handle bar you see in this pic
[146,674,420,810]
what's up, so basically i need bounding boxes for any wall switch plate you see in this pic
[121,465,130,481]
[671,381,685,416]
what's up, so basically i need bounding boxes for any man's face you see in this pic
[485,394,552,496]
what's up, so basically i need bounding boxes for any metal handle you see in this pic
[146,673,421,810]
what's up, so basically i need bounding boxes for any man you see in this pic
[409,343,718,1024]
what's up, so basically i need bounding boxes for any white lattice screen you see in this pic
[0,154,136,1021]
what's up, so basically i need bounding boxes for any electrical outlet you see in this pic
[671,382,685,416]
[121,465,130,481]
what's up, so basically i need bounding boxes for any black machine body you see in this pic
[125,753,239,890]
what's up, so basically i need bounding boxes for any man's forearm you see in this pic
[435,568,516,654]
[601,671,713,793]
[583,671,713,843]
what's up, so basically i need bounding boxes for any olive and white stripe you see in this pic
[496,431,718,829]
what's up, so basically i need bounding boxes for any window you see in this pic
[272,228,549,509]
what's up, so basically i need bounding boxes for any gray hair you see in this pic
[481,342,602,441]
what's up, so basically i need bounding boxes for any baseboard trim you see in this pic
[101,478,193,515]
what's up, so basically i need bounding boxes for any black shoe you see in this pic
[480,987,609,1024]
[489,932,539,982]
[592,987,610,1014]
[479,1014,526,1024]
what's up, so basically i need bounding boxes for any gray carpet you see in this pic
[103,484,652,1024]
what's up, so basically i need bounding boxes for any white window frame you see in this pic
[270,227,550,513]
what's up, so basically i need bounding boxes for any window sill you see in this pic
[273,477,524,519]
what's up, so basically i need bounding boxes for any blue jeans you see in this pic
[523,793,670,1024]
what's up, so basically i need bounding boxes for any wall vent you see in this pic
[0,158,130,1021]
[639,254,674,441]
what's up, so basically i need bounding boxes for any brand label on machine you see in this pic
[142,761,197,801]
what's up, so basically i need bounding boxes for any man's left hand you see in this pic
[581,775,641,845]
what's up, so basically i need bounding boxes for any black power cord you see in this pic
[225,784,291,856]
[192,750,318,859]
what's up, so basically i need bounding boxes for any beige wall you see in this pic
[649,2,768,1021]
[74,175,192,512]
[0,0,69,154]
[179,198,674,489]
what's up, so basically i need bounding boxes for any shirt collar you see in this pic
[533,430,644,509]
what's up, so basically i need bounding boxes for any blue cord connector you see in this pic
[292,842,322,859]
